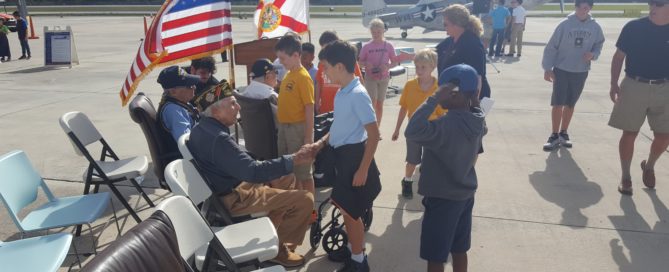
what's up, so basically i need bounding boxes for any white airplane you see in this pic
[362,0,564,38]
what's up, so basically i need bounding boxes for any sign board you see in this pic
[44,26,79,67]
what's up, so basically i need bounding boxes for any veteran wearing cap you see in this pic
[241,58,279,102]
[609,0,669,195]
[187,85,317,268]
[156,65,201,162]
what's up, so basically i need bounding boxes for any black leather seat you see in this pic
[81,211,192,272]
[234,93,278,161]
[129,92,180,190]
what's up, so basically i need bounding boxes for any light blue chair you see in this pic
[0,233,73,272]
[0,150,119,254]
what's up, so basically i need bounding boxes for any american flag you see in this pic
[120,0,233,106]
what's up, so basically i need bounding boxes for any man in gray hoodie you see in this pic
[406,64,485,272]
[541,0,605,151]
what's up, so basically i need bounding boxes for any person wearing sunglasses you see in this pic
[156,65,201,161]
[609,0,669,195]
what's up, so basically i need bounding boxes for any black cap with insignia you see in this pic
[193,80,234,112]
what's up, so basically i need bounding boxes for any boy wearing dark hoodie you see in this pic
[405,64,486,272]
[541,0,605,151]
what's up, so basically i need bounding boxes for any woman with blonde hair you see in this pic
[436,4,490,99]
[359,18,399,132]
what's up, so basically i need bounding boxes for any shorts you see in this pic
[609,76,669,133]
[551,68,589,107]
[420,196,474,262]
[363,77,390,102]
[406,139,422,165]
[330,141,381,220]
[277,122,313,181]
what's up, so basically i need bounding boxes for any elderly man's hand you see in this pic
[293,144,320,165]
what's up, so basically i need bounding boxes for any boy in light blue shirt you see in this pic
[488,0,511,57]
[314,40,381,272]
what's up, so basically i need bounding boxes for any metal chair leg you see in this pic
[129,177,155,207]
[107,183,142,223]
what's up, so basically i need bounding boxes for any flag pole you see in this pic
[306,0,311,43]
[228,46,236,89]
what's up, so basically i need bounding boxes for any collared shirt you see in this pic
[489,6,510,30]
[242,80,278,100]
[188,117,294,193]
[329,77,377,148]
[161,102,195,142]
[513,6,526,24]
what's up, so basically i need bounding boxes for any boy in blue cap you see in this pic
[405,64,486,272]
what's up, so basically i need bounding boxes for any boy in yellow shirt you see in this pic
[391,49,446,199]
[274,33,316,197]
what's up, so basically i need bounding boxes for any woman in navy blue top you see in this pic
[436,4,492,98]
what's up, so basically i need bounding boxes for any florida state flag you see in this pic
[254,0,308,39]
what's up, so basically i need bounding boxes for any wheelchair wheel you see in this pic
[322,228,348,254]
[362,208,373,232]
[309,222,322,249]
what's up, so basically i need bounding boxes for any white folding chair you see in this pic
[59,111,154,226]
[157,196,285,272]
[164,160,280,270]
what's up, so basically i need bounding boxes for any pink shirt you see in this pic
[359,40,397,80]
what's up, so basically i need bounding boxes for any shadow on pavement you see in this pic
[608,191,669,271]
[529,148,603,228]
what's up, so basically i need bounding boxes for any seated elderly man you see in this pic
[242,58,279,101]
[188,84,316,268]
[156,65,200,161]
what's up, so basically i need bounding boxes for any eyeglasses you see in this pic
[649,1,666,7]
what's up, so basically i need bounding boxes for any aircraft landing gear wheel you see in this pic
[401,31,408,39]
[322,228,348,254]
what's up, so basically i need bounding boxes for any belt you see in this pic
[628,75,668,85]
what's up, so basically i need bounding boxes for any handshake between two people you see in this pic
[292,135,330,166]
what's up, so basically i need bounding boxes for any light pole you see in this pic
[16,0,28,18]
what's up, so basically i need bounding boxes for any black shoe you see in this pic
[26,56,31,60]
[517,54,521,57]
[505,53,514,57]
[337,257,370,272]
[401,179,413,199]
[543,133,560,151]
[495,54,502,57]
[328,247,351,263]
[18,56,26,60]
[559,131,572,148]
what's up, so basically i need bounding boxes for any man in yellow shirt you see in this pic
[391,49,445,199]
[275,33,316,199]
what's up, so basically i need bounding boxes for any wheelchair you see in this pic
[309,112,374,254]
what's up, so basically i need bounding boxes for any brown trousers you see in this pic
[509,23,524,55]
[219,181,313,245]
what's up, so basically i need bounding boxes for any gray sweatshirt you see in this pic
[542,13,605,73]
[405,97,485,201]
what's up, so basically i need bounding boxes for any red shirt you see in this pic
[316,62,363,114]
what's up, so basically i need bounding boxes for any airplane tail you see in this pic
[362,0,388,26]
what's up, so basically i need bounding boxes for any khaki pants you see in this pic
[509,23,524,55]
[220,182,314,245]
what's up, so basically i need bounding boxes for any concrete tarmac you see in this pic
[0,16,667,272]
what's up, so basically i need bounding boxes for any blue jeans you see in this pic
[488,29,504,56]
[20,39,31,57]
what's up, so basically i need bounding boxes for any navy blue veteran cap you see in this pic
[249,58,276,79]
[438,64,479,96]
[157,66,200,90]
[193,81,234,112]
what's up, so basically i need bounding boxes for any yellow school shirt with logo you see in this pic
[399,77,446,120]
[278,67,315,123]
